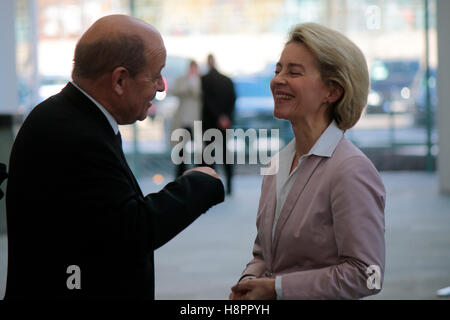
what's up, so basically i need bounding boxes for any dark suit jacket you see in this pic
[201,68,236,130]
[5,83,224,299]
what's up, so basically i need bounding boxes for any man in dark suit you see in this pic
[5,15,224,299]
[201,54,236,195]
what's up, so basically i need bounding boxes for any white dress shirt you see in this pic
[273,120,343,299]
[70,81,119,135]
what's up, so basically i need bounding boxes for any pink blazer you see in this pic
[241,136,386,299]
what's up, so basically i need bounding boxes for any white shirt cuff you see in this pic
[275,275,283,300]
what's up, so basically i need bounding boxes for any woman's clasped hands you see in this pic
[229,278,277,300]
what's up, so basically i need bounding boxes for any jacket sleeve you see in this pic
[280,156,386,299]
[146,171,225,249]
[239,176,270,280]
[71,137,225,255]
[239,233,266,281]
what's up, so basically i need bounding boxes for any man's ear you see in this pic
[111,67,129,96]
[327,82,344,104]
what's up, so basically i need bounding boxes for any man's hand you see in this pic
[230,278,276,300]
[184,166,220,179]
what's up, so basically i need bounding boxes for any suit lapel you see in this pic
[62,83,144,197]
[112,136,144,198]
[272,155,323,255]
[119,152,144,198]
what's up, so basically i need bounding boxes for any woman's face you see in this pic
[270,42,331,124]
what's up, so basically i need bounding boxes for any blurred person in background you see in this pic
[201,54,236,195]
[5,14,224,299]
[230,23,386,300]
[171,60,202,177]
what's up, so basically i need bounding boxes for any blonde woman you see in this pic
[230,23,386,300]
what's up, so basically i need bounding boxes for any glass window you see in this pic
[18,0,437,170]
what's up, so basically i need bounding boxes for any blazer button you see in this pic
[265,271,273,277]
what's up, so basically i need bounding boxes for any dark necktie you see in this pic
[114,131,142,196]
[115,131,122,147]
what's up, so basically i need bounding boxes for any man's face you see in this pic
[123,43,166,123]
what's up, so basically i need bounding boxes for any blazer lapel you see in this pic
[259,174,277,266]
[272,155,323,254]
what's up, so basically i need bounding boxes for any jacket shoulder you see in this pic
[332,137,372,164]
[330,137,384,185]
[15,85,113,153]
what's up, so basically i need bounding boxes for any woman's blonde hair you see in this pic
[287,23,369,130]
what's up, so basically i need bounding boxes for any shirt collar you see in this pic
[278,120,343,165]
[308,120,343,157]
[70,81,119,135]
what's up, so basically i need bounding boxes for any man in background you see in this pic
[201,54,236,195]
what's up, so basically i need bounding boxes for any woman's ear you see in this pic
[327,82,344,104]
[111,67,129,96]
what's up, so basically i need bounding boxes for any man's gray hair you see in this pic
[72,33,147,80]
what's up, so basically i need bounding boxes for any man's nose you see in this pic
[157,78,166,92]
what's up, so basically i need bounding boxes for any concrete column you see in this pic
[0,0,18,234]
[437,0,450,195]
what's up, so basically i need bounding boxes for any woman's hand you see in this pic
[230,278,276,300]
[229,278,251,300]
